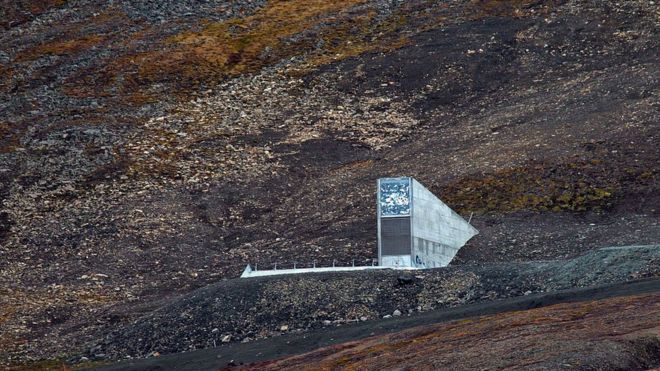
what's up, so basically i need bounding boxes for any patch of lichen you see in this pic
[119,0,422,95]
[0,121,22,153]
[16,34,107,62]
[129,0,367,89]
[121,132,185,180]
[296,11,412,74]
[0,65,12,92]
[26,0,68,14]
[439,156,657,214]
[120,91,159,107]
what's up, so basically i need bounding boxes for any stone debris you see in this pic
[86,246,658,360]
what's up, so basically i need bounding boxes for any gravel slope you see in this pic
[86,245,658,361]
[92,278,660,371]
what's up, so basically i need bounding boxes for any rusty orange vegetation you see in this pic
[14,8,131,64]
[62,0,415,100]
[126,0,398,91]
[16,34,107,62]
[248,294,660,370]
[26,0,68,14]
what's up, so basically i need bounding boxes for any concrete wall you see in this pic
[240,264,420,278]
[377,177,478,268]
[410,178,478,268]
[380,255,412,267]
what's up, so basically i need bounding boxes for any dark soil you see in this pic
[246,292,660,371]
[91,277,660,371]
[82,245,658,362]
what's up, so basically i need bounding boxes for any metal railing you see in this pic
[250,258,379,272]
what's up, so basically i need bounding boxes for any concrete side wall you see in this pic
[411,179,478,267]
[381,255,412,267]
[412,238,457,267]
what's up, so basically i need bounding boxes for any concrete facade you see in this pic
[378,177,478,268]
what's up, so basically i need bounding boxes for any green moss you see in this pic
[439,156,655,214]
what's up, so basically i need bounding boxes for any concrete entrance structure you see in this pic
[241,177,477,278]
[377,177,478,268]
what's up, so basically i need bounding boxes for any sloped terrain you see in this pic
[93,278,660,371]
[0,0,658,368]
[89,245,659,361]
[247,293,660,371]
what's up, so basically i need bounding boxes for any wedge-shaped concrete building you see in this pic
[377,177,478,268]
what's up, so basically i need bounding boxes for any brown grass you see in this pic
[118,0,372,93]
[16,35,107,62]
[26,0,68,14]
[251,294,660,370]
[0,121,24,153]
[45,0,557,103]
[91,0,415,98]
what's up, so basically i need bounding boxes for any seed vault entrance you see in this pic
[377,177,478,268]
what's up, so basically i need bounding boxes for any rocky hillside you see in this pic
[0,0,658,368]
